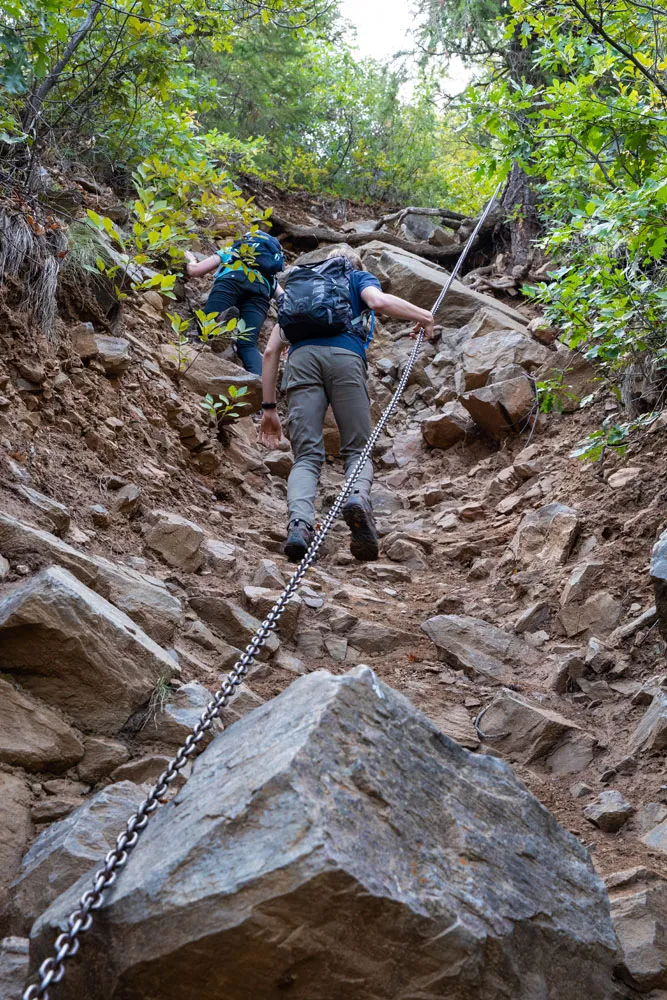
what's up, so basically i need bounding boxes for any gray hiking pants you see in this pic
[285,345,373,525]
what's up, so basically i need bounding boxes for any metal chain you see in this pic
[23,187,501,1000]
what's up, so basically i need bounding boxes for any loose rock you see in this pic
[421,614,539,683]
[480,688,597,775]
[0,774,31,933]
[132,681,222,747]
[510,502,580,569]
[77,737,129,784]
[189,594,280,660]
[160,346,262,417]
[631,693,667,753]
[584,790,635,832]
[0,678,84,772]
[144,510,205,572]
[0,937,29,1000]
[420,401,474,449]
[31,666,617,1000]
[461,375,535,439]
[0,513,182,644]
[651,529,667,641]
[607,869,667,991]
[14,485,70,536]
[0,566,176,733]
[462,330,550,390]
[10,782,147,934]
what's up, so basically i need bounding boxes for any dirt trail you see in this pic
[2,199,667,956]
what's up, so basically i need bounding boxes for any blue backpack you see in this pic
[230,232,284,280]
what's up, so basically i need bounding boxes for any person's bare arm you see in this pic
[258,324,284,449]
[361,286,435,339]
[184,251,222,278]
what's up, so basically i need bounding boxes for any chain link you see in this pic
[22,186,501,1000]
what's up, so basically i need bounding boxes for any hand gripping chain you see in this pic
[22,185,501,1000]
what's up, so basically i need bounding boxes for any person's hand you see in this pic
[258,409,282,449]
[184,250,197,264]
[411,312,435,340]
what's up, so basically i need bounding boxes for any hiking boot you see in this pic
[284,519,314,563]
[342,491,379,562]
[209,307,240,353]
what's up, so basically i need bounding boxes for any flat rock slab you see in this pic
[0,566,176,734]
[0,678,84,773]
[10,782,148,935]
[358,241,528,326]
[30,666,616,1000]
[0,513,181,644]
[421,613,540,683]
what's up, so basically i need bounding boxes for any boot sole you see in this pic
[343,501,379,562]
[283,539,309,564]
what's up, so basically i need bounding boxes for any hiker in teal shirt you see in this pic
[184,232,284,375]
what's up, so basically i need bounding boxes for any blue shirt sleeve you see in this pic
[349,270,381,319]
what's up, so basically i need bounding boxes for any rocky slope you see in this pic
[2,190,667,997]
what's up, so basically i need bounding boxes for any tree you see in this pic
[0,0,331,188]
[413,0,545,270]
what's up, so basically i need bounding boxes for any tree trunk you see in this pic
[502,160,542,274]
[22,2,103,141]
[500,31,544,274]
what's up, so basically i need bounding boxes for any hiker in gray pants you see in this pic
[259,246,435,563]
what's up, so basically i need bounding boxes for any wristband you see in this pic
[261,402,277,410]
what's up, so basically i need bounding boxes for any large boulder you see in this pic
[462,331,551,390]
[461,375,535,439]
[0,567,176,733]
[159,346,262,416]
[0,775,31,934]
[30,666,617,999]
[10,782,147,935]
[0,678,84,772]
[0,513,181,644]
[358,241,528,327]
[421,614,540,683]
